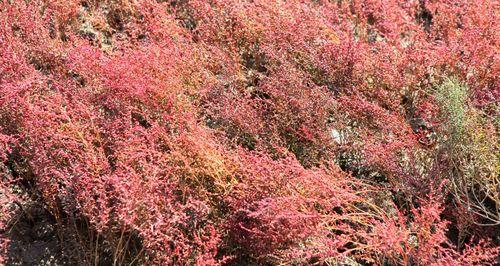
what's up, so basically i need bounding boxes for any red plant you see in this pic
[0,0,498,264]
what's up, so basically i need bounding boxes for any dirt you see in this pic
[4,201,77,266]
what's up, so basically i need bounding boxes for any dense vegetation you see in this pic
[0,0,498,265]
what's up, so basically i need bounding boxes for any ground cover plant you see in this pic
[0,0,498,265]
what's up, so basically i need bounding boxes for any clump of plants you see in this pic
[0,0,498,264]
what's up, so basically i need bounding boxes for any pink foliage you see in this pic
[0,0,498,264]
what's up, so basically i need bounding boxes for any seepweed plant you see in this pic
[0,0,499,265]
